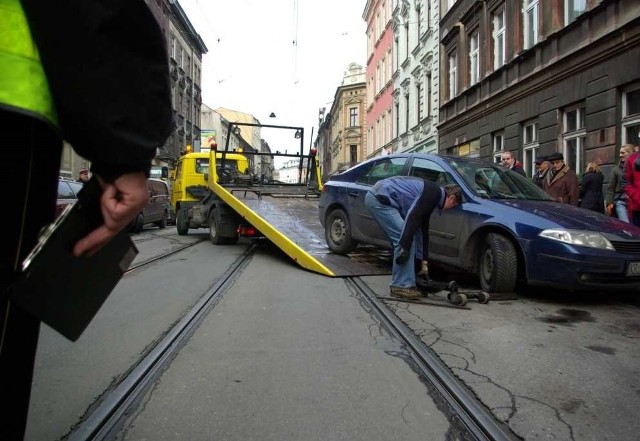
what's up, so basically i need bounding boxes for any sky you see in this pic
[178,0,367,151]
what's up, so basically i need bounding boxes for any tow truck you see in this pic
[170,122,391,277]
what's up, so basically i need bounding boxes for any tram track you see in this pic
[67,243,517,441]
[67,244,259,441]
[348,277,518,441]
[125,237,207,273]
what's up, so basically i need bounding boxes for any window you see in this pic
[523,0,539,49]
[565,0,586,25]
[622,87,640,146]
[409,158,453,184]
[404,22,409,61]
[405,93,410,132]
[355,157,408,185]
[493,132,504,163]
[395,102,400,138]
[426,73,432,117]
[349,144,358,166]
[563,106,586,173]
[469,32,479,85]
[522,122,539,177]
[416,81,422,121]
[349,107,358,127]
[448,52,457,98]
[493,8,506,69]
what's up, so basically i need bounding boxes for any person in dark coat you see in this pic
[579,162,604,213]
[543,152,580,205]
[532,156,550,189]
[0,1,172,438]
[501,151,527,176]
[365,177,462,299]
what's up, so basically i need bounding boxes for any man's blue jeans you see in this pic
[365,191,416,288]
[615,200,630,223]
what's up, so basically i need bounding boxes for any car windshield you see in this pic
[445,157,553,201]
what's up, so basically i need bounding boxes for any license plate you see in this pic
[626,262,640,276]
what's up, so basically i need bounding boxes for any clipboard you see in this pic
[9,177,138,341]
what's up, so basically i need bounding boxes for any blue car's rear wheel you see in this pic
[325,208,357,254]
[479,233,517,293]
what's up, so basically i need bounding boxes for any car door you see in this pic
[407,157,465,259]
[349,156,408,243]
[145,180,163,223]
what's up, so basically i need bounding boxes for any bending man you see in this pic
[365,177,462,299]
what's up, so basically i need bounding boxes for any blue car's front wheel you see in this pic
[479,233,517,293]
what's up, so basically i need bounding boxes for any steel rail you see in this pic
[125,237,207,273]
[67,245,257,441]
[348,277,519,441]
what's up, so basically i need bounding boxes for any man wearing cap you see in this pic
[76,168,89,183]
[532,156,549,189]
[543,152,579,205]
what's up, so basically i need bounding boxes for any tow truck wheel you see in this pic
[176,208,189,235]
[325,208,357,254]
[209,209,224,244]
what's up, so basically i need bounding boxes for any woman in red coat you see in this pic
[624,150,640,226]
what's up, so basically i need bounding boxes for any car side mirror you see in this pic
[161,166,169,179]
[204,173,208,181]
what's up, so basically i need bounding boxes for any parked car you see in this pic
[130,178,170,233]
[56,177,84,218]
[318,153,640,293]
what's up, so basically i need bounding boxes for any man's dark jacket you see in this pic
[370,177,443,258]
[21,0,173,178]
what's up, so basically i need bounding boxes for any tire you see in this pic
[176,208,189,235]
[479,233,517,293]
[156,212,167,229]
[130,212,143,234]
[324,208,357,254]
[208,208,238,245]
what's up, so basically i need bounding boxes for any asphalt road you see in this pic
[25,228,640,440]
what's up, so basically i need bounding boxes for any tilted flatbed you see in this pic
[172,122,391,278]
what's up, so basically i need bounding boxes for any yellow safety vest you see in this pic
[0,0,58,126]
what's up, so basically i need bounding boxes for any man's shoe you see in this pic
[390,286,421,299]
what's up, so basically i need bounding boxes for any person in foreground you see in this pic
[0,1,172,438]
[365,177,462,299]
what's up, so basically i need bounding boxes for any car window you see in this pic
[355,157,407,185]
[447,158,552,200]
[408,158,454,185]
[68,181,84,196]
[57,181,75,199]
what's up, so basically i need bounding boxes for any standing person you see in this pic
[579,162,604,213]
[532,156,549,189]
[624,147,640,227]
[365,177,462,298]
[543,152,580,205]
[0,1,172,439]
[76,168,90,183]
[605,144,633,221]
[501,151,526,176]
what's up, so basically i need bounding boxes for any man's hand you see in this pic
[72,172,149,257]
[417,260,429,278]
[395,247,410,265]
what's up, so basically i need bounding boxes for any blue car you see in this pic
[318,153,640,293]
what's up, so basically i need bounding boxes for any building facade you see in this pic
[438,0,640,180]
[392,0,441,154]
[363,0,395,158]
[321,63,367,175]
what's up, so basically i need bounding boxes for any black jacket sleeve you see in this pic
[399,181,441,252]
[21,0,173,179]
